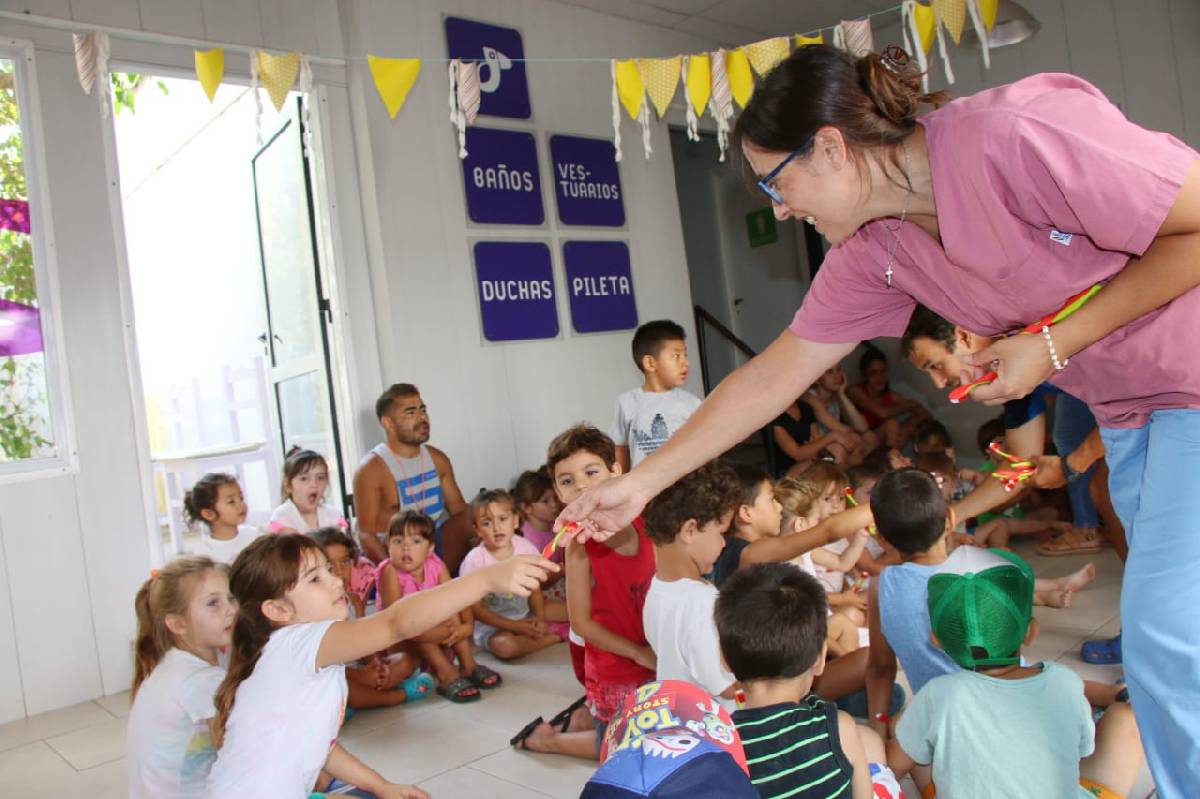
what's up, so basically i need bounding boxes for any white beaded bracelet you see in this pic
[1042,325,1068,371]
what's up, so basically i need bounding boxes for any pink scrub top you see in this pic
[790,73,1197,429]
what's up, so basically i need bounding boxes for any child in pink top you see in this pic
[512,468,569,640]
[376,510,497,703]
[458,490,565,660]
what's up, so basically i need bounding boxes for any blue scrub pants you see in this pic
[1101,410,1200,797]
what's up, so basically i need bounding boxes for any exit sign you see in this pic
[746,207,777,247]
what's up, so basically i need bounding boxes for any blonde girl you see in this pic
[127,556,236,798]
[775,477,869,652]
[206,533,554,797]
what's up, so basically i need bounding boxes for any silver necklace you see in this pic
[884,142,913,288]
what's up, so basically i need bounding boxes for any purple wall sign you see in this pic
[563,241,638,334]
[473,241,558,341]
[549,135,625,227]
[462,127,544,225]
[445,16,531,120]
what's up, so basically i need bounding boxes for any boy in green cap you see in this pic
[886,547,1144,798]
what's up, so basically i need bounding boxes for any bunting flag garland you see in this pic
[612,58,652,161]
[194,48,224,102]
[682,53,710,142]
[725,48,753,109]
[708,49,734,161]
[64,3,1002,166]
[744,36,790,76]
[72,32,112,117]
[257,51,300,111]
[367,55,421,119]
[934,0,967,45]
[933,2,957,84]
[72,32,103,95]
[457,61,481,124]
[614,58,646,120]
[901,1,936,92]
[447,59,479,158]
[966,0,991,68]
[978,0,999,30]
[637,55,682,118]
[833,19,874,57]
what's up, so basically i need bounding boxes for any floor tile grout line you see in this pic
[461,764,558,798]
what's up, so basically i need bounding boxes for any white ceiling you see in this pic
[550,0,903,47]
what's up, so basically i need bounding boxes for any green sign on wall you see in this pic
[746,207,778,247]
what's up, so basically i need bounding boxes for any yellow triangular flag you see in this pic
[744,36,790,76]
[934,0,967,44]
[194,48,223,102]
[366,55,421,119]
[614,59,645,120]
[726,48,753,109]
[914,2,937,53]
[256,51,300,112]
[978,0,999,29]
[686,53,711,119]
[637,55,682,118]
[795,33,824,47]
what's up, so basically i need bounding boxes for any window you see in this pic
[0,41,73,479]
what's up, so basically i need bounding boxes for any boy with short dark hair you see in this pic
[642,460,743,709]
[887,548,1144,798]
[716,563,904,799]
[515,425,657,761]
[865,470,1118,741]
[610,319,702,471]
[711,462,868,589]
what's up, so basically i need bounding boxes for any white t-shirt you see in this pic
[268,499,347,534]
[127,648,224,799]
[811,539,849,592]
[205,621,347,798]
[643,577,736,712]
[610,388,702,468]
[192,525,261,565]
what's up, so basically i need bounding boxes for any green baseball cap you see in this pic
[926,547,1035,670]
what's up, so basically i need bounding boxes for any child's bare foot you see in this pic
[519,721,559,752]
[1064,562,1096,594]
[1038,586,1074,609]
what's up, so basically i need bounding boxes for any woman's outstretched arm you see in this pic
[558,333,855,538]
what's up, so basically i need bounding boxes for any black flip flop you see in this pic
[510,715,544,748]
[436,676,481,703]
[548,695,588,733]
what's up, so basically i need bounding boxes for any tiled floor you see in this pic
[0,540,1155,798]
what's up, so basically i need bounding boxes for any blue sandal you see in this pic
[1081,633,1122,665]
[401,671,435,702]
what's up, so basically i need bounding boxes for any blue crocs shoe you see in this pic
[1081,632,1122,665]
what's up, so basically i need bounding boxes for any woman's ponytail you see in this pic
[859,46,947,131]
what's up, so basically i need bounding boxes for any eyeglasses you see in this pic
[755,137,812,205]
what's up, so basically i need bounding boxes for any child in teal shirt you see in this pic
[887,548,1143,798]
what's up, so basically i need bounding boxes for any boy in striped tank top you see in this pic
[716,563,905,799]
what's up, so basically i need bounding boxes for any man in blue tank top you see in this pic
[352,383,473,572]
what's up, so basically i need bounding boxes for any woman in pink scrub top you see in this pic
[561,45,1200,794]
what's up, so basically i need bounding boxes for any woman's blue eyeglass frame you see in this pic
[756,137,813,205]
